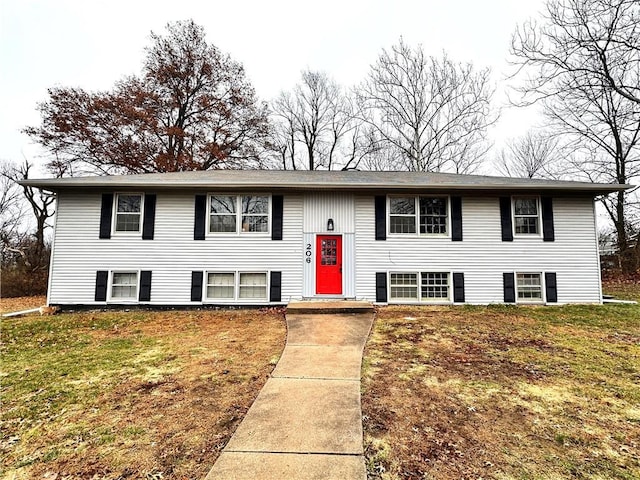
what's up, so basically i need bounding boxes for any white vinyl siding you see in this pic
[48,193,303,305]
[356,195,602,304]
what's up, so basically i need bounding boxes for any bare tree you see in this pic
[511,0,640,272]
[271,70,359,170]
[357,39,497,173]
[495,131,561,179]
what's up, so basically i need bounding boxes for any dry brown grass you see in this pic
[2,307,286,479]
[0,296,47,315]
[362,304,640,480]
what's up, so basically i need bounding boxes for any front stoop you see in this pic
[286,300,374,315]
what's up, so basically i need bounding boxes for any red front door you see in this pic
[316,235,342,295]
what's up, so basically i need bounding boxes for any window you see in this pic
[239,273,267,299]
[210,196,237,233]
[421,272,450,300]
[207,273,235,299]
[115,194,142,232]
[389,272,451,302]
[390,273,418,300]
[389,197,416,234]
[420,198,447,234]
[209,195,269,234]
[516,273,543,302]
[513,197,540,235]
[242,196,269,232]
[389,196,448,235]
[204,272,268,300]
[111,272,138,300]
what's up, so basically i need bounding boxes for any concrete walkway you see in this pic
[205,307,374,480]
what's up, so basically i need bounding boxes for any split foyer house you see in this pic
[21,170,629,307]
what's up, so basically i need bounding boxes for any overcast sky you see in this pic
[0,0,546,174]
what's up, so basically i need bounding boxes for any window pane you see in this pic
[242,196,269,214]
[390,216,416,234]
[515,217,538,234]
[210,196,236,214]
[419,197,447,234]
[207,273,235,299]
[421,272,449,299]
[112,272,137,299]
[239,273,267,299]
[517,273,542,300]
[115,195,142,232]
[241,215,268,232]
[514,198,537,215]
[390,273,418,299]
[390,197,415,215]
[210,215,237,232]
[117,195,141,213]
[115,213,140,232]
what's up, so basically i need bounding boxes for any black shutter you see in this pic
[194,195,206,240]
[541,197,555,242]
[99,194,113,239]
[545,272,558,303]
[451,196,463,241]
[376,272,388,302]
[375,196,386,241]
[191,271,203,301]
[503,272,516,303]
[139,271,152,302]
[142,194,156,240]
[453,272,465,303]
[95,270,108,301]
[272,195,283,241]
[270,271,282,302]
[499,197,513,242]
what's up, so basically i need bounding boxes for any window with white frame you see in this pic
[209,195,269,234]
[389,273,418,300]
[513,197,540,235]
[516,273,543,301]
[421,272,450,300]
[207,272,235,299]
[241,196,269,232]
[389,196,448,235]
[115,194,142,232]
[239,272,267,299]
[204,272,268,300]
[111,272,138,300]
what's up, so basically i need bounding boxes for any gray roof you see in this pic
[19,170,630,194]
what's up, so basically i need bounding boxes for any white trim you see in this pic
[387,195,451,238]
[112,192,144,236]
[207,193,271,237]
[512,196,542,238]
[108,270,140,303]
[46,196,59,306]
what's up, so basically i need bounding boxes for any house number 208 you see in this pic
[305,243,312,263]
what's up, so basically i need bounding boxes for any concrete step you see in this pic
[286,300,374,314]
